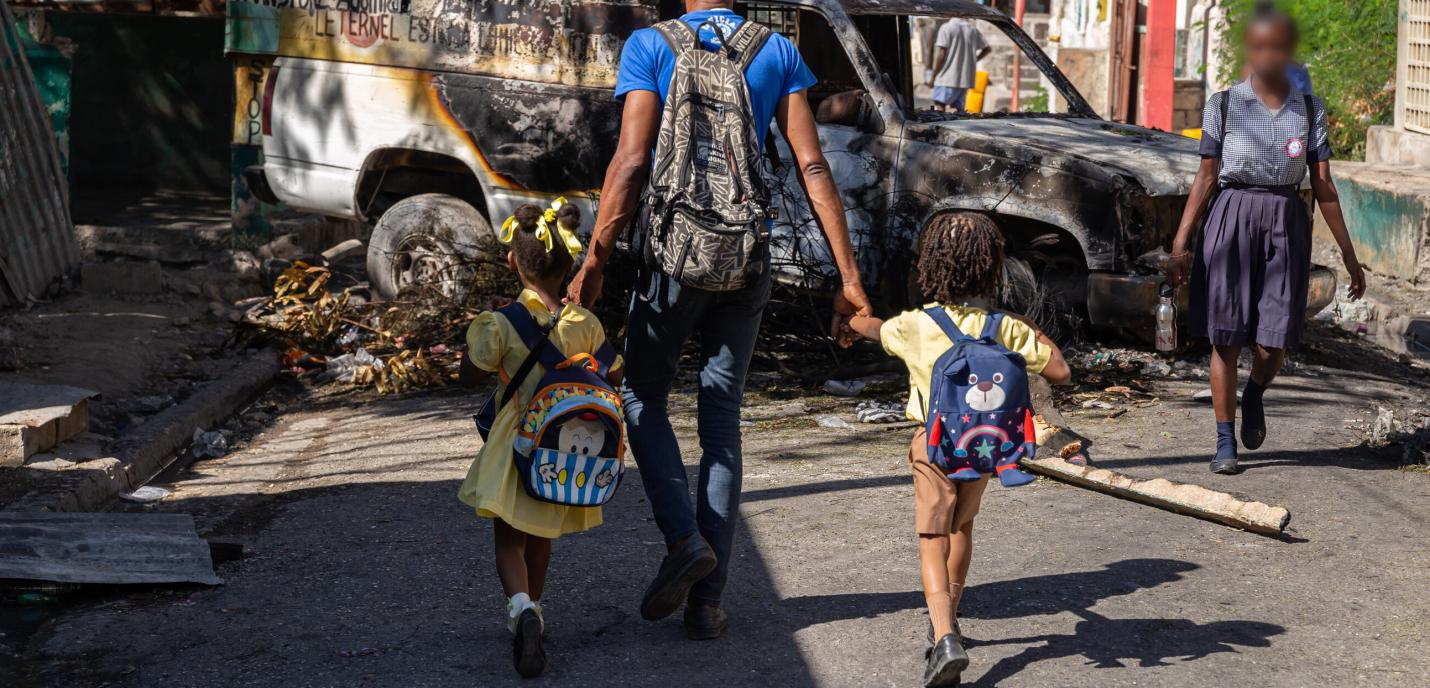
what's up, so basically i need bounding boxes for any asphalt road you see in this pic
[17,350,1430,687]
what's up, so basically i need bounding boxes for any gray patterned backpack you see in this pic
[645,18,774,292]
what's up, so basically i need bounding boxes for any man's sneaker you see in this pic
[640,537,717,621]
[512,608,546,678]
[924,633,969,687]
[683,603,728,641]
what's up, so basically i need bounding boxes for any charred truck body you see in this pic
[251,0,1336,341]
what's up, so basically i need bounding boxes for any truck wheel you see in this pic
[366,193,505,301]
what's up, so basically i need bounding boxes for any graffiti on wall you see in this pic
[231,0,656,87]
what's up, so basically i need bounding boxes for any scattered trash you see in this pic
[822,378,867,397]
[16,592,57,605]
[239,263,467,394]
[855,400,905,423]
[1140,360,1172,376]
[320,348,381,383]
[1192,389,1242,403]
[129,395,175,414]
[190,428,228,459]
[119,486,172,503]
[815,414,854,430]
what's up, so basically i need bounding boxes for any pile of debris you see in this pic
[1057,347,1183,417]
[1358,405,1430,468]
[236,262,501,393]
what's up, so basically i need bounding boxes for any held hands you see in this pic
[832,281,873,348]
[565,260,604,307]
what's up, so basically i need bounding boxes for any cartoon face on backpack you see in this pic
[963,371,1009,411]
[555,412,606,458]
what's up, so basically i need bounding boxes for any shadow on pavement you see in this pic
[781,558,1283,686]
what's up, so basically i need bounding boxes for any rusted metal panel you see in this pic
[0,512,222,585]
[0,0,79,308]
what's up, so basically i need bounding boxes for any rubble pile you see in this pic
[1058,347,1182,417]
[1356,405,1430,467]
[237,262,494,393]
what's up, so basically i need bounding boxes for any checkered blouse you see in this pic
[1199,79,1331,187]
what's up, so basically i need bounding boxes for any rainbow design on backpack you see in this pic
[951,424,1015,459]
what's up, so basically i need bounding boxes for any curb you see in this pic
[12,350,280,512]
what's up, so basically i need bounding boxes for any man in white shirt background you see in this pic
[926,18,991,112]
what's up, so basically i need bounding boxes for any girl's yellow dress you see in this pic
[458,289,623,538]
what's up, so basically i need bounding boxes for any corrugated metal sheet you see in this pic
[0,0,79,308]
[0,512,223,585]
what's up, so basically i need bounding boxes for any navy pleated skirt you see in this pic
[1189,184,1312,349]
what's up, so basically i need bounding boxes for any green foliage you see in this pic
[1215,0,1398,160]
[1023,85,1050,114]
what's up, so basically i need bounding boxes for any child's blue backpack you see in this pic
[922,307,1038,487]
[474,303,626,507]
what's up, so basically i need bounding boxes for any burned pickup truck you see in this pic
[250,0,1335,341]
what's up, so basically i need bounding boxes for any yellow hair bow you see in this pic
[498,197,583,259]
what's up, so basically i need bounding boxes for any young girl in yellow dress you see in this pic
[457,200,622,678]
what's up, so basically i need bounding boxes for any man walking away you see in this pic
[567,0,872,641]
[927,18,990,112]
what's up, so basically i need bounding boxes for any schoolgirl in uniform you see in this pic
[1167,5,1365,475]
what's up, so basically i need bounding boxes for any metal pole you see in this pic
[1011,0,1027,112]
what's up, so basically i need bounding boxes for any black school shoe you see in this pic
[640,536,717,621]
[512,608,546,678]
[924,633,969,687]
[683,603,728,640]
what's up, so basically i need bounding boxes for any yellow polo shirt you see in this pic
[880,304,1052,423]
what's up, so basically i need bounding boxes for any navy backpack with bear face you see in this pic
[922,307,1038,487]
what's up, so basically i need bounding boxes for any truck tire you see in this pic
[366,193,506,301]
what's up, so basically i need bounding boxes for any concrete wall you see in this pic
[1173,78,1205,132]
[1316,161,1430,283]
[44,13,230,194]
[1051,45,1109,117]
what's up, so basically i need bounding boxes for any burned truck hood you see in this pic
[929,117,1203,196]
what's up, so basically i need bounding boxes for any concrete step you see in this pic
[1,383,97,467]
[1314,160,1430,283]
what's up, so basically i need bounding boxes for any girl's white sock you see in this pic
[506,592,535,635]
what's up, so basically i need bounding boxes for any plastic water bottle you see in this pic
[1155,284,1177,353]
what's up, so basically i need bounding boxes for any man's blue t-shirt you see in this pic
[614,9,817,148]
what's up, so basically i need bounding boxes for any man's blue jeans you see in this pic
[622,267,770,606]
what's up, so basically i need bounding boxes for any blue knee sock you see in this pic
[1215,421,1238,460]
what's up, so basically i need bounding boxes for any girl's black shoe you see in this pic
[924,633,969,687]
[512,608,546,678]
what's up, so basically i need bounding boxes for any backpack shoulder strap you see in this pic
[497,303,566,373]
[1304,93,1315,147]
[924,306,974,344]
[652,19,697,55]
[979,311,1006,342]
[1216,89,1230,151]
[727,19,773,71]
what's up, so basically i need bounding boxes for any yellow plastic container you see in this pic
[965,90,985,114]
[1182,128,1203,140]
[963,70,989,113]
